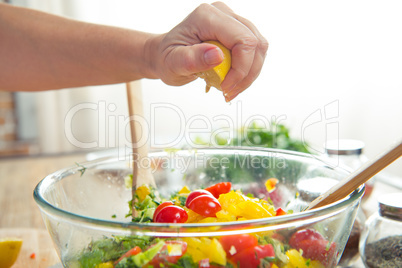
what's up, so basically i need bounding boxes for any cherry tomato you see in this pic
[297,239,336,266]
[149,241,187,267]
[114,246,141,265]
[254,244,275,259]
[219,234,258,257]
[275,207,287,216]
[187,195,221,217]
[154,205,188,223]
[231,244,275,268]
[289,229,336,266]
[289,229,325,248]
[205,182,232,198]
[153,201,174,222]
[185,190,214,208]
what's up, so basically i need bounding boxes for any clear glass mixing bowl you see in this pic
[34,148,364,267]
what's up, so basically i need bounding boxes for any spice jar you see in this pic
[359,192,402,268]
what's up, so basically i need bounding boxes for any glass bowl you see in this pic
[34,148,364,268]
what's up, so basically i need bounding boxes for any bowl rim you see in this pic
[33,147,364,235]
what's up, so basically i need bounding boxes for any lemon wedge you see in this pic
[197,41,231,93]
[0,238,23,268]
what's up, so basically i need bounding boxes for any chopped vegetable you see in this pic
[76,180,335,268]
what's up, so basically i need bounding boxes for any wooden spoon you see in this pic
[305,138,402,210]
[126,81,156,217]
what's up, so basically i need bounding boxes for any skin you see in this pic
[0,2,268,102]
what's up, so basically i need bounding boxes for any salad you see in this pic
[77,180,337,268]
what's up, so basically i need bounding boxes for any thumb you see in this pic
[168,43,224,75]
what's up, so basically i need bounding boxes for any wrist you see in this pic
[142,33,164,80]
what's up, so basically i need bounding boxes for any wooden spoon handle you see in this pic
[306,139,402,210]
[126,81,155,217]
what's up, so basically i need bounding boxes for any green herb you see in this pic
[115,241,165,268]
[164,148,180,154]
[111,214,116,218]
[75,162,87,177]
[246,193,255,198]
[199,121,311,153]
[178,195,187,206]
[325,241,332,251]
[266,197,273,205]
[127,185,160,222]
[78,235,154,267]
[169,254,198,268]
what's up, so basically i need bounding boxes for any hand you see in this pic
[149,2,268,102]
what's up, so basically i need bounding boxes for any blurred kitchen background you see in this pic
[1,0,402,179]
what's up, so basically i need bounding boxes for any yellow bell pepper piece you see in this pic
[216,210,237,222]
[236,200,272,219]
[185,208,204,223]
[135,184,151,201]
[96,262,114,268]
[199,217,219,223]
[265,178,279,192]
[218,190,245,210]
[283,249,325,268]
[179,185,191,194]
[183,237,226,266]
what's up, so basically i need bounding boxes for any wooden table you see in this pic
[0,153,85,268]
[0,153,400,268]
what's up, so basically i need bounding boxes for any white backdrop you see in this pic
[16,0,402,176]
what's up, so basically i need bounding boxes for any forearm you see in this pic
[0,3,158,91]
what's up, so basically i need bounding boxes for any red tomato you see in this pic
[231,247,260,268]
[297,239,336,266]
[185,190,214,208]
[114,246,142,265]
[289,229,336,266]
[148,241,187,267]
[255,244,275,259]
[231,244,275,268]
[205,182,232,198]
[289,229,325,248]
[275,207,287,216]
[153,201,174,222]
[154,205,188,223]
[187,195,221,217]
[219,234,258,257]
[188,195,222,217]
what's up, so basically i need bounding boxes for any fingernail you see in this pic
[222,84,236,96]
[204,47,224,65]
[226,89,241,102]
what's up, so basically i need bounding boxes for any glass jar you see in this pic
[325,139,374,200]
[360,192,402,268]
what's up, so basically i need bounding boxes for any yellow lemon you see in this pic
[0,238,23,268]
[197,41,231,92]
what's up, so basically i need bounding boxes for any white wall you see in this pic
[19,0,402,176]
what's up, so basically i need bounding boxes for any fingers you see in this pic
[167,43,224,76]
[162,42,225,86]
[210,2,269,101]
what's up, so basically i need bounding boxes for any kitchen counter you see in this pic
[0,153,400,267]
